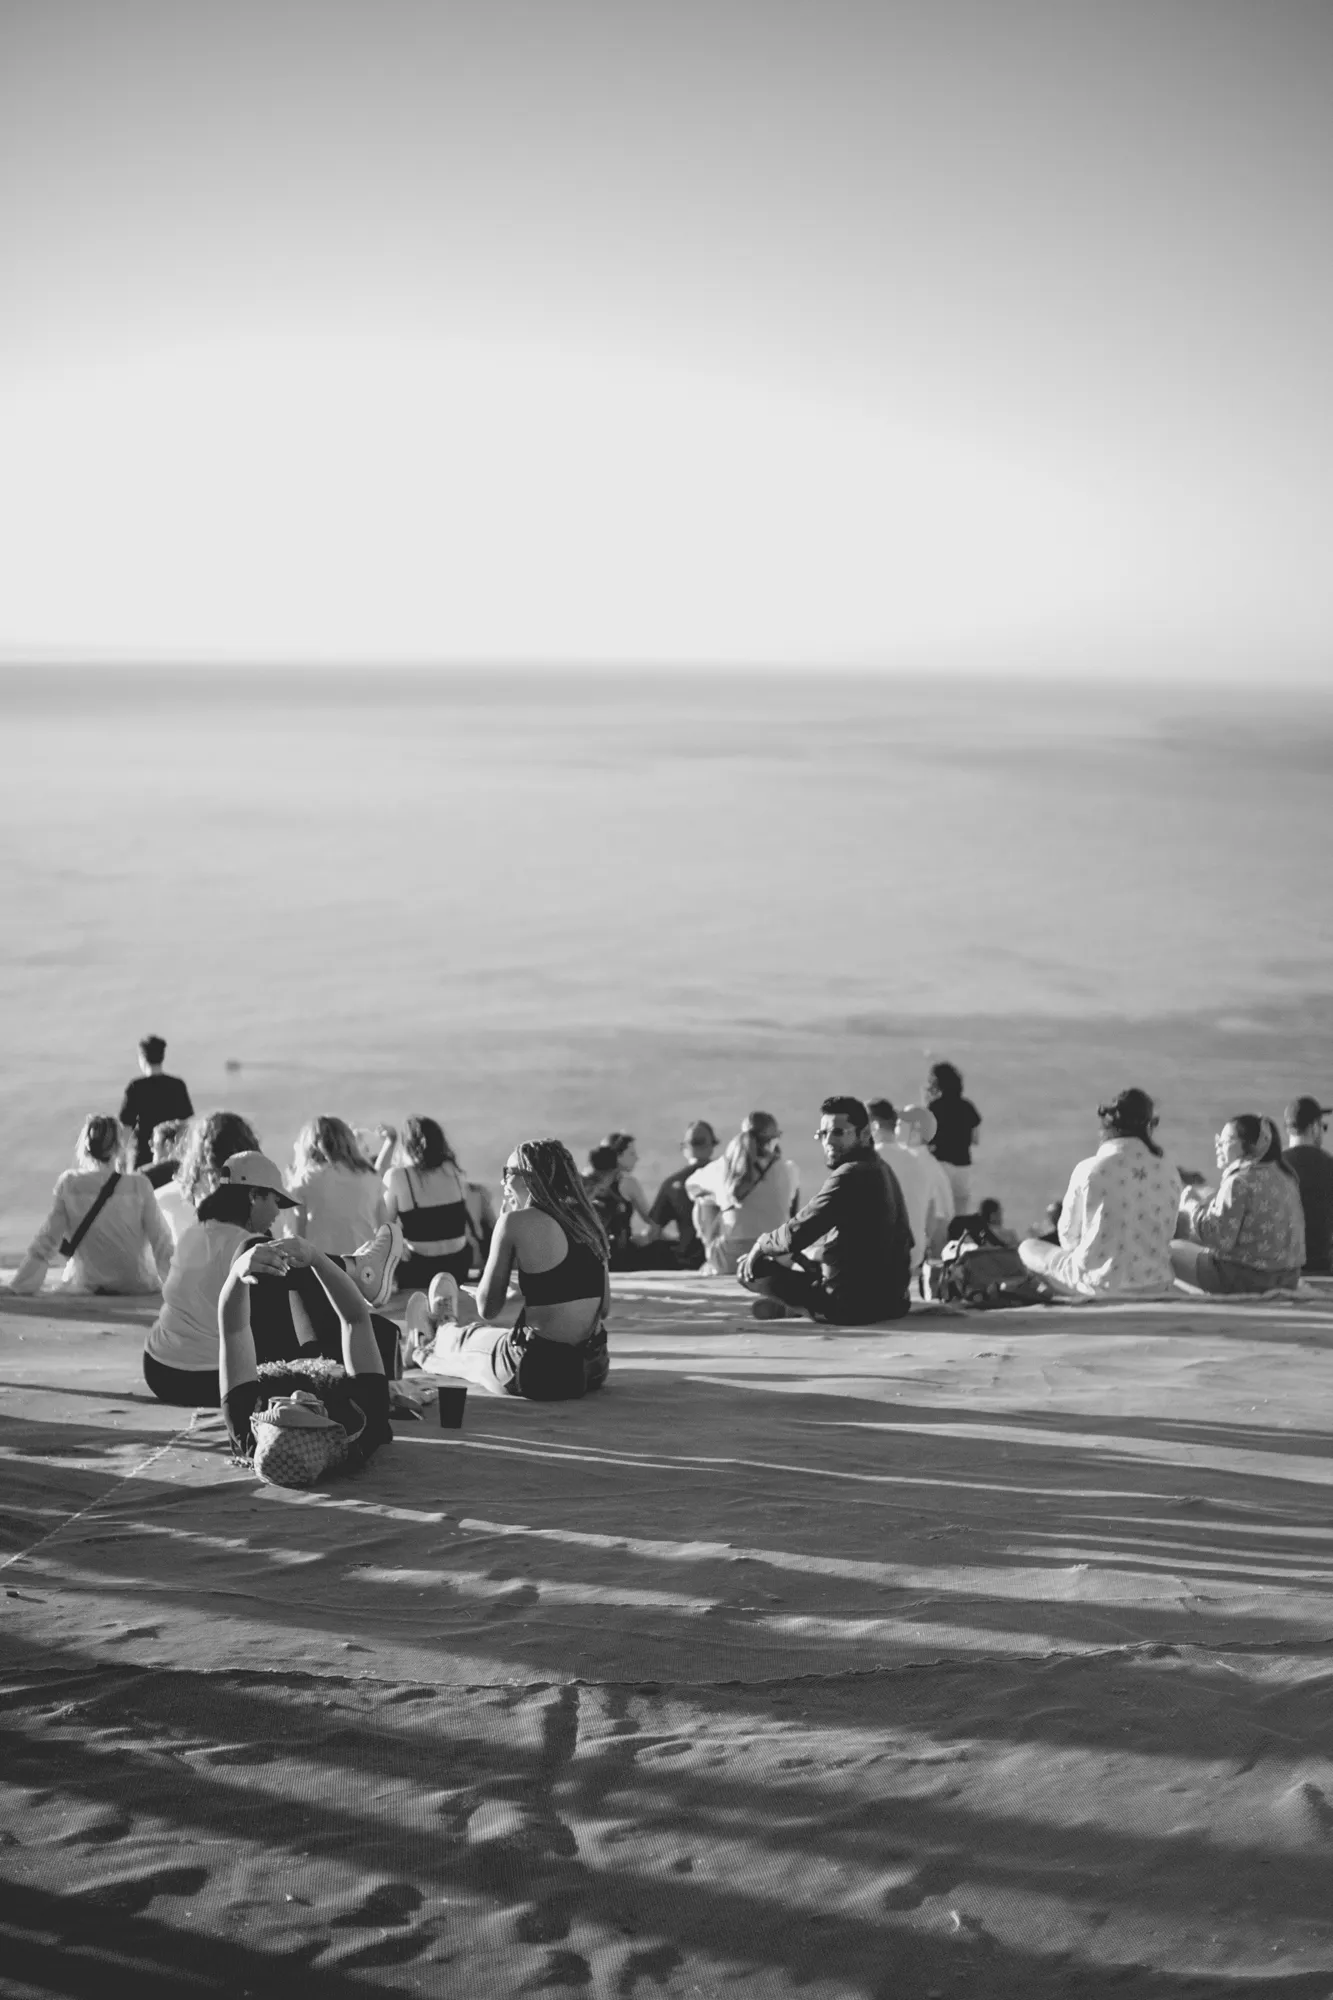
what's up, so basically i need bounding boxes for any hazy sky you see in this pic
[2,0,1330,674]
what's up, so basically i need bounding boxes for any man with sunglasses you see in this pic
[1283,1095,1333,1275]
[735,1095,912,1323]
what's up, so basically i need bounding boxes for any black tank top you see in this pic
[520,1231,608,1307]
[399,1169,468,1245]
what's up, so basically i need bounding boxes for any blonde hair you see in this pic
[75,1114,121,1169]
[291,1116,375,1181]
[721,1112,781,1208]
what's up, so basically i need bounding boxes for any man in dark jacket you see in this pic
[736,1095,913,1322]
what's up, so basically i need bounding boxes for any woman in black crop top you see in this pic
[383,1115,475,1290]
[405,1137,610,1401]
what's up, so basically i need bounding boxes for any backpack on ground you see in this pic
[924,1228,1054,1309]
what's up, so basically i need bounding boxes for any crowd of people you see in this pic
[6,1038,1333,1450]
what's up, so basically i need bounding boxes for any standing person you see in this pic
[925,1062,981,1213]
[687,1113,800,1276]
[143,1152,299,1406]
[646,1120,718,1268]
[382,1115,474,1292]
[736,1096,912,1323]
[285,1116,387,1255]
[1017,1088,1179,1299]
[118,1036,194,1170]
[871,1100,953,1280]
[8,1113,174,1297]
[1282,1095,1333,1276]
[407,1137,610,1400]
[1172,1115,1306,1295]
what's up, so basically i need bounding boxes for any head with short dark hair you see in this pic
[926,1062,963,1102]
[75,1114,121,1168]
[867,1098,897,1127]
[1098,1087,1163,1158]
[682,1120,717,1165]
[139,1035,167,1068]
[820,1095,870,1130]
[510,1137,609,1260]
[401,1115,458,1174]
[176,1110,261,1207]
[978,1197,1003,1227]
[586,1143,623,1180]
[1285,1094,1330,1139]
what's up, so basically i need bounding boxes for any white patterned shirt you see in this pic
[1045,1136,1180,1299]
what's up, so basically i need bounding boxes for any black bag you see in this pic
[925,1228,1054,1309]
[59,1173,121,1259]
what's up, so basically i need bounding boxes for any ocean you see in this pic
[3,666,1332,1248]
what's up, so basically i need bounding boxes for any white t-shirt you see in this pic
[284,1164,386,1255]
[11,1166,174,1296]
[1046,1136,1180,1298]
[876,1141,954,1272]
[156,1181,196,1247]
[687,1155,800,1244]
[145,1218,251,1371]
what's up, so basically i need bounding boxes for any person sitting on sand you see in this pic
[737,1096,912,1323]
[405,1137,610,1399]
[1017,1088,1179,1299]
[9,1113,174,1297]
[583,1133,659,1269]
[219,1230,391,1467]
[382,1115,474,1292]
[975,1198,1018,1249]
[1282,1095,1333,1276]
[925,1062,981,1214]
[687,1113,800,1277]
[1171,1114,1306,1295]
[871,1100,953,1279]
[283,1116,387,1255]
[143,1151,301,1407]
[645,1119,718,1268]
[147,1118,196,1246]
[118,1034,193,1170]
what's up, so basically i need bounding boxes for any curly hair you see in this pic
[514,1138,609,1261]
[176,1111,261,1207]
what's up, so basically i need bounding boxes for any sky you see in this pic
[1,0,1331,676]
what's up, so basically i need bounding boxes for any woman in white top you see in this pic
[9,1114,174,1297]
[687,1112,800,1277]
[143,1151,299,1406]
[1018,1088,1180,1299]
[383,1114,474,1290]
[284,1116,386,1254]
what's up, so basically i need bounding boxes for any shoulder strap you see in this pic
[60,1172,121,1260]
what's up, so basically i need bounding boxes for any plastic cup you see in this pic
[437,1385,468,1430]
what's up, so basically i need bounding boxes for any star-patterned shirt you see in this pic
[1191,1158,1306,1275]
[1045,1136,1181,1299]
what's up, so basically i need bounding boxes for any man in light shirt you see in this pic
[869,1099,953,1279]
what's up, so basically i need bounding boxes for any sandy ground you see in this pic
[4,1273,1333,1997]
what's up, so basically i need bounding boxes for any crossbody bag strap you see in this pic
[59,1172,121,1260]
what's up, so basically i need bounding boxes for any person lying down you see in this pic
[218,1233,393,1477]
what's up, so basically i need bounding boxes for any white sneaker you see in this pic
[346,1220,404,1308]
[427,1271,461,1325]
[402,1292,435,1366]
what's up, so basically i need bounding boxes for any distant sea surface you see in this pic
[3,666,1332,1247]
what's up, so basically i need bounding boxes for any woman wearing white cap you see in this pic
[142,1151,300,1406]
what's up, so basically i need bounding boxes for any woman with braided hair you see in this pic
[405,1137,610,1399]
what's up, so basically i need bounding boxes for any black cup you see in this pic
[437,1385,468,1430]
